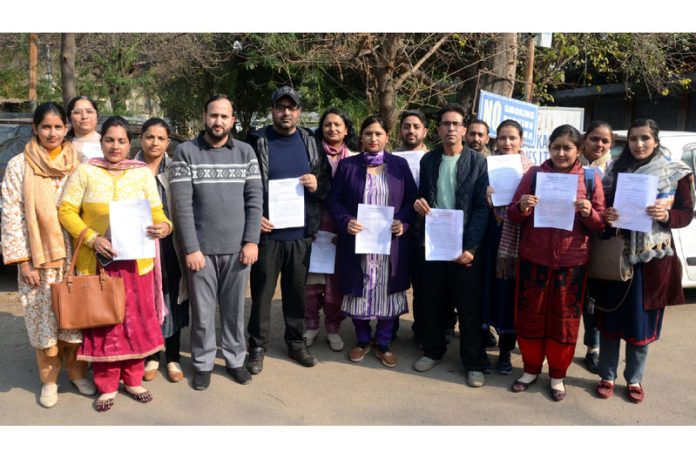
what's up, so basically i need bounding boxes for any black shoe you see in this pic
[192,370,212,391]
[246,347,265,375]
[585,351,599,374]
[486,329,498,348]
[496,351,513,375]
[226,366,252,385]
[288,345,318,367]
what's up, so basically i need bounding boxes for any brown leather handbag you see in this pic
[51,228,126,329]
[587,231,633,282]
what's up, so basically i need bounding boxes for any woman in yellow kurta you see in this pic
[59,116,172,412]
[1,102,94,408]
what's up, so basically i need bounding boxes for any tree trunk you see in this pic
[373,34,402,133]
[481,33,517,98]
[61,33,77,108]
[28,34,38,110]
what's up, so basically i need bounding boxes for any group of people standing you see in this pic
[2,85,691,413]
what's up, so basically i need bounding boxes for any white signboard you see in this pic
[525,106,585,166]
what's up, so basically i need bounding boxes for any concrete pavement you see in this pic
[1,265,695,427]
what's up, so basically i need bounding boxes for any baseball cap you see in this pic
[271,85,301,106]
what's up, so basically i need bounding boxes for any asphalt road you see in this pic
[1,263,695,441]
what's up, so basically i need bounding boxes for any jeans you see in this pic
[583,296,600,348]
[598,334,649,384]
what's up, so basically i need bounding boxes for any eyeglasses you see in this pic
[273,103,299,112]
[438,121,463,128]
[71,109,97,116]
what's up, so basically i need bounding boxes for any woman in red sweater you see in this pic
[507,124,606,401]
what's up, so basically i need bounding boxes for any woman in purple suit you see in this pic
[327,115,417,368]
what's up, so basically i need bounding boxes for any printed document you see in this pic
[109,199,155,260]
[425,209,464,261]
[534,172,578,231]
[269,178,305,229]
[613,173,658,233]
[355,204,394,255]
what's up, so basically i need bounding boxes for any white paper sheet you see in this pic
[268,178,305,229]
[81,142,103,159]
[425,209,464,261]
[487,154,524,207]
[392,150,425,187]
[309,231,337,274]
[354,204,394,255]
[533,172,578,231]
[109,199,155,260]
[613,173,659,233]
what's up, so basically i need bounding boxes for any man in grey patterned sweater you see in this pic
[169,94,262,390]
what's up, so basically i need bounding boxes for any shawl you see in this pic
[604,152,693,264]
[494,151,533,280]
[88,157,147,170]
[363,151,385,167]
[323,140,349,176]
[23,138,81,269]
[579,150,611,173]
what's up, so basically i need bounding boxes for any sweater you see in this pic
[168,132,263,255]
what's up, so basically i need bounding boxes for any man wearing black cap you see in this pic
[245,85,332,373]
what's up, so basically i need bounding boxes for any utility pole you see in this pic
[28,34,38,110]
[524,35,535,102]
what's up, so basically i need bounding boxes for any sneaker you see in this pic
[327,333,344,352]
[245,347,266,375]
[288,345,318,367]
[374,347,397,368]
[413,356,439,372]
[226,366,252,385]
[71,377,97,396]
[466,370,486,388]
[143,360,159,381]
[39,383,58,408]
[585,351,599,374]
[166,362,184,383]
[348,343,371,362]
[303,328,319,347]
[496,351,513,375]
[192,370,212,391]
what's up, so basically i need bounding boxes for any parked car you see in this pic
[613,130,696,288]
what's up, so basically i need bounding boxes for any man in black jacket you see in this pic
[411,104,490,388]
[245,86,332,374]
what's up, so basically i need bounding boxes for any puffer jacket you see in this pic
[247,125,332,240]
[507,159,606,268]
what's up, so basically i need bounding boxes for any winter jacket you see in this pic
[247,125,332,240]
[418,145,489,254]
[507,159,606,268]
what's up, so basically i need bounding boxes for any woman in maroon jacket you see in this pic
[592,119,693,403]
[507,124,606,401]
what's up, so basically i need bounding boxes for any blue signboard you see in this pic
[477,90,539,148]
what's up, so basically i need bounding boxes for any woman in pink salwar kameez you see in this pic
[59,116,172,412]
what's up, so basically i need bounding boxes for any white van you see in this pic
[612,130,696,288]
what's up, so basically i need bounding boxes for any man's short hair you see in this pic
[436,103,466,124]
[466,117,490,134]
[400,109,427,127]
[204,94,233,113]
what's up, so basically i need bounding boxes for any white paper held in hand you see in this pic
[425,208,464,261]
[109,199,155,260]
[268,178,305,229]
[354,204,394,255]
